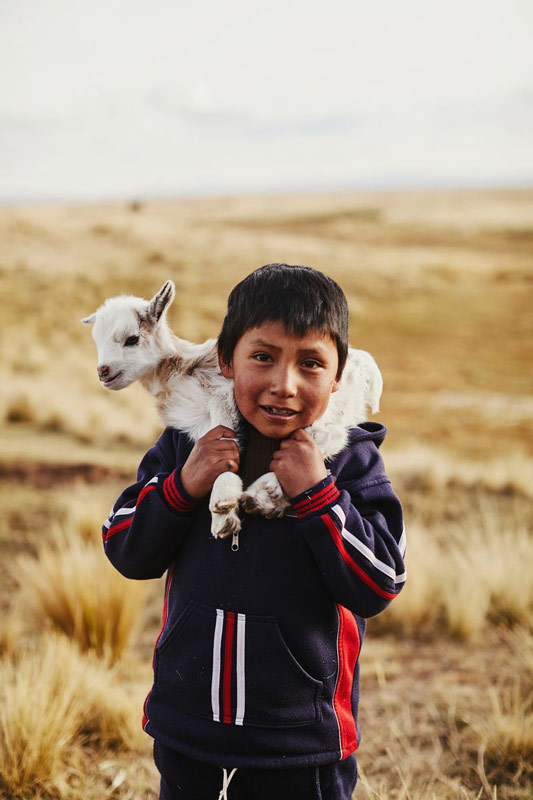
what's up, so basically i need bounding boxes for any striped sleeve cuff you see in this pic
[161,469,201,514]
[291,475,341,519]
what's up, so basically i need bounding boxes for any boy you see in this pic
[103,263,405,800]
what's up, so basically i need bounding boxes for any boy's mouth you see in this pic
[260,405,298,418]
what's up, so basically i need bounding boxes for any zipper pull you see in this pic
[231,531,239,551]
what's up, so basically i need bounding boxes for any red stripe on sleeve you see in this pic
[321,513,398,601]
[102,484,157,542]
[163,471,198,512]
[170,471,198,511]
[223,611,235,724]
[164,471,182,506]
[102,515,133,542]
[293,484,341,517]
[162,475,177,508]
[138,483,157,505]
[334,604,360,757]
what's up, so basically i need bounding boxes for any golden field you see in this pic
[0,188,532,799]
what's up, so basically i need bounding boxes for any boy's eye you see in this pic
[253,353,272,362]
[124,335,140,347]
[302,359,321,369]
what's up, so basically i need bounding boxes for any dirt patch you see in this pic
[0,460,131,489]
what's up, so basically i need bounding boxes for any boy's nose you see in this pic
[270,366,297,397]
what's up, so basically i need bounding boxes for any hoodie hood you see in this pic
[347,422,387,449]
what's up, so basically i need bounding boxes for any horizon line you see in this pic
[1,175,532,207]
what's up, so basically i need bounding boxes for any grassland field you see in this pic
[0,188,532,799]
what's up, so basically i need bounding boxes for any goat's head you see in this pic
[82,280,175,390]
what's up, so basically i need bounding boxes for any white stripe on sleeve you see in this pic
[104,477,159,528]
[331,505,406,585]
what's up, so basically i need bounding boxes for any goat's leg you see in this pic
[209,472,243,538]
[241,472,290,519]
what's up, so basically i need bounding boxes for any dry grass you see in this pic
[0,613,22,659]
[0,188,531,799]
[479,684,533,781]
[386,445,533,500]
[372,493,533,640]
[1,188,531,459]
[357,627,533,799]
[0,634,146,799]
[15,525,148,662]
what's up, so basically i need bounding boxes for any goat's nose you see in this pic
[98,365,110,379]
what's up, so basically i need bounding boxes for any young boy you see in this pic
[103,263,405,800]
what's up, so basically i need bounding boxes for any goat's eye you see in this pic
[124,335,139,347]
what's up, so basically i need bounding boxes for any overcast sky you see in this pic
[0,0,532,201]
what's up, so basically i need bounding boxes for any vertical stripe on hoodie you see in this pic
[235,613,246,726]
[223,612,236,724]
[333,604,360,757]
[211,609,225,723]
[211,609,246,726]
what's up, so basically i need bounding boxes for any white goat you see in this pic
[83,281,382,545]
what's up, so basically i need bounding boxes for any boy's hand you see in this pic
[180,426,240,499]
[270,428,328,498]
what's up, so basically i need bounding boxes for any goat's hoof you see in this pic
[240,492,261,515]
[212,497,239,514]
[211,508,241,539]
[241,489,288,519]
[263,501,288,520]
[242,472,290,519]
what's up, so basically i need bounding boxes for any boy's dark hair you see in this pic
[217,263,349,379]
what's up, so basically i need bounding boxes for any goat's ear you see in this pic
[81,313,96,325]
[148,280,175,322]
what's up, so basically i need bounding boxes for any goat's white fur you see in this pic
[83,280,382,539]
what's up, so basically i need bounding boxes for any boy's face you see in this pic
[219,321,340,439]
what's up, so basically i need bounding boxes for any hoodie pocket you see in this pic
[154,601,323,728]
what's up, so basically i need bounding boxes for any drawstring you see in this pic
[218,767,238,800]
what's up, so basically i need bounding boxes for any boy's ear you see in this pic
[218,352,234,379]
[331,378,340,394]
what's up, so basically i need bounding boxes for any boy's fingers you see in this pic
[207,439,240,453]
[278,438,300,450]
[205,425,237,440]
[278,434,309,451]
[214,457,239,473]
[290,428,313,442]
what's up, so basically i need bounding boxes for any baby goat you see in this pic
[83,281,382,544]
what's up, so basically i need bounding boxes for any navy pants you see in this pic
[155,741,357,800]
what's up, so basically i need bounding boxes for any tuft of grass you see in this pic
[0,613,21,659]
[4,393,36,424]
[475,684,533,794]
[483,684,533,767]
[0,635,144,798]
[371,498,533,640]
[58,481,116,544]
[387,445,533,500]
[16,526,147,662]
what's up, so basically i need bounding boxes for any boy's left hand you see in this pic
[270,428,328,498]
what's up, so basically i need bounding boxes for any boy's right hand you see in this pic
[180,426,240,499]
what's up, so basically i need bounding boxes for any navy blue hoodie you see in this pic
[103,422,405,769]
